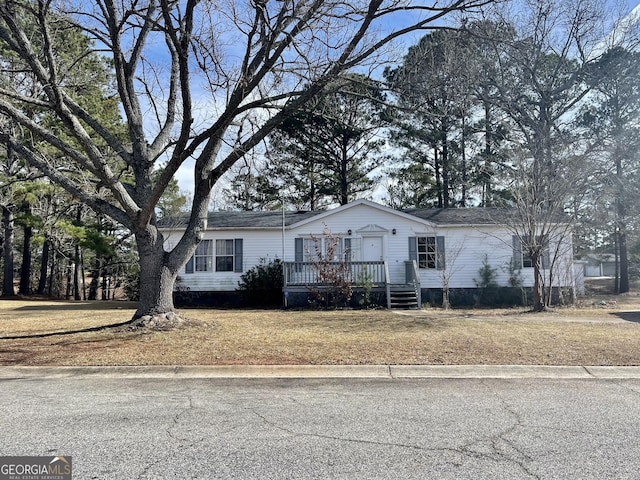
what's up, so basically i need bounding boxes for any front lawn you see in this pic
[1,297,639,366]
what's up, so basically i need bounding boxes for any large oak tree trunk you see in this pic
[132,226,182,328]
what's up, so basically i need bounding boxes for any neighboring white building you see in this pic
[582,253,617,278]
[160,199,576,307]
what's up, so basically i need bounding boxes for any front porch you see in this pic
[283,260,422,309]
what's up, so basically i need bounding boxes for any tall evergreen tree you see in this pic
[0,9,126,298]
[223,163,280,211]
[265,74,387,208]
[385,29,477,208]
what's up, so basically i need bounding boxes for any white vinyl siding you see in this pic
[164,200,575,292]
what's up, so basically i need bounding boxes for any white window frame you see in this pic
[215,239,235,272]
[344,237,362,262]
[194,240,213,272]
[302,236,343,262]
[417,236,437,269]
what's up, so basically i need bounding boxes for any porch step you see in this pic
[388,284,419,309]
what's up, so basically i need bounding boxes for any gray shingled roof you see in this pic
[159,210,322,229]
[160,206,519,229]
[206,210,321,228]
[402,207,513,225]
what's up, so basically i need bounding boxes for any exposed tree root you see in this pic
[127,312,187,331]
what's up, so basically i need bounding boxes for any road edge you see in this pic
[1,364,640,379]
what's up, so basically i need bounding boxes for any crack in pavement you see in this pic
[244,404,547,476]
[454,394,541,480]
[491,398,541,480]
[137,395,206,479]
[610,379,640,397]
[247,406,448,452]
[166,396,249,443]
[166,395,200,443]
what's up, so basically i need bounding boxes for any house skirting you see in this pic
[284,287,387,309]
[173,287,387,309]
[174,290,246,308]
[421,286,574,307]
[174,286,574,309]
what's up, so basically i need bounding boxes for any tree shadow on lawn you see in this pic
[0,347,33,366]
[609,311,640,323]
[0,319,136,340]
[8,301,136,312]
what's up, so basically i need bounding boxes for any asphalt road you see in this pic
[1,376,640,479]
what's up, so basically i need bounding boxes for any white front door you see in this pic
[362,236,383,261]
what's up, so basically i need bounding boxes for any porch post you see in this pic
[384,261,391,309]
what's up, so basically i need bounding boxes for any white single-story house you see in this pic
[160,199,576,308]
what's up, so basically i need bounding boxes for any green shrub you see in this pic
[474,255,499,306]
[505,257,527,306]
[356,265,375,308]
[237,258,283,307]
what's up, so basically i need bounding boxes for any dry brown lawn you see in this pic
[1,288,640,366]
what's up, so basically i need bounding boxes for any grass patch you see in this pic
[1,297,640,366]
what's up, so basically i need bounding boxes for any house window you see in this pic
[186,239,243,274]
[302,238,316,262]
[216,239,235,272]
[296,237,343,262]
[418,236,437,269]
[185,240,213,273]
[344,238,362,262]
[513,235,549,269]
[195,240,213,271]
[409,236,445,270]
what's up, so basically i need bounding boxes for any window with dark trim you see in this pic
[512,235,549,269]
[295,237,343,262]
[344,237,362,262]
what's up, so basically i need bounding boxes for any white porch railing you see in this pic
[283,261,387,287]
[283,260,422,309]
